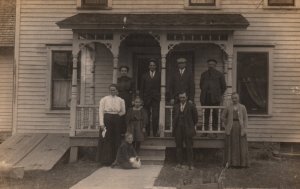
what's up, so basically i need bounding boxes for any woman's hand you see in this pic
[241,129,246,136]
[100,125,105,130]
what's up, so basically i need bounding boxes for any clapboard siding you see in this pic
[94,44,113,103]
[17,0,76,133]
[0,47,14,132]
[16,0,300,142]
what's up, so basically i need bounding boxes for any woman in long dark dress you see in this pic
[117,65,135,109]
[222,92,249,168]
[117,65,135,134]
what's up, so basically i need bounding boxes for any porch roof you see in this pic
[56,13,249,31]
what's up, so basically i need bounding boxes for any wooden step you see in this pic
[141,155,165,165]
[139,145,166,165]
[139,145,166,157]
[143,137,224,148]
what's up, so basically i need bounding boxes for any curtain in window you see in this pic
[237,52,268,114]
[242,77,266,108]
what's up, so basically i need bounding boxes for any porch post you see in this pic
[70,49,79,137]
[159,54,167,137]
[224,34,234,105]
[111,33,121,84]
[159,33,168,137]
[112,56,119,84]
[70,33,80,137]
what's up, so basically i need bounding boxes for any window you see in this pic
[189,0,215,6]
[185,0,220,9]
[47,45,80,112]
[234,47,273,115]
[264,0,298,8]
[77,0,112,9]
[268,0,294,6]
[51,51,73,110]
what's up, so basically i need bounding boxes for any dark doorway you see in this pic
[133,53,161,93]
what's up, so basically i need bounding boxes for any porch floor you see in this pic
[71,132,225,149]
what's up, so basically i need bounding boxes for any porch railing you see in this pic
[76,105,99,132]
[165,105,225,134]
[75,105,225,135]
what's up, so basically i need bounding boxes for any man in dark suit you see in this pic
[170,58,195,104]
[173,92,198,170]
[140,59,161,137]
[200,59,226,136]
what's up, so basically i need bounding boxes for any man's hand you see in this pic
[142,128,146,133]
[189,100,193,104]
[170,99,175,105]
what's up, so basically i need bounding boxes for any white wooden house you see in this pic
[11,0,300,149]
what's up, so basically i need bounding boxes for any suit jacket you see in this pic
[222,103,248,136]
[170,69,195,101]
[172,101,198,137]
[140,71,161,105]
[200,69,226,105]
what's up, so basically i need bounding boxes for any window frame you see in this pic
[184,0,221,9]
[233,46,273,116]
[46,45,72,114]
[263,0,298,9]
[77,0,112,10]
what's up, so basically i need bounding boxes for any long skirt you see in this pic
[225,121,249,167]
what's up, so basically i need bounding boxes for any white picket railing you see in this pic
[76,105,99,132]
[75,105,225,135]
[165,105,225,134]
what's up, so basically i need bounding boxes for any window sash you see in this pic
[268,0,294,6]
[52,79,71,110]
[51,51,73,110]
[81,0,108,7]
[236,52,269,115]
[189,0,216,6]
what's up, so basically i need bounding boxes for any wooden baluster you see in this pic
[202,108,205,131]
[76,107,79,130]
[88,107,92,130]
[209,108,213,131]
[80,107,84,130]
[170,107,173,132]
[218,108,221,131]
[96,107,99,130]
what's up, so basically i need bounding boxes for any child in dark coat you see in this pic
[126,96,148,153]
[111,133,141,169]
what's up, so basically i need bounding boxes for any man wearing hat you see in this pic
[200,59,226,137]
[170,57,195,104]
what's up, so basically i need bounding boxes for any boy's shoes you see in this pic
[189,166,194,170]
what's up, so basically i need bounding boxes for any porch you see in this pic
[56,13,249,162]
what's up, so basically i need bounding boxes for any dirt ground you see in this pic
[155,148,300,189]
[0,148,300,189]
[0,160,100,189]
